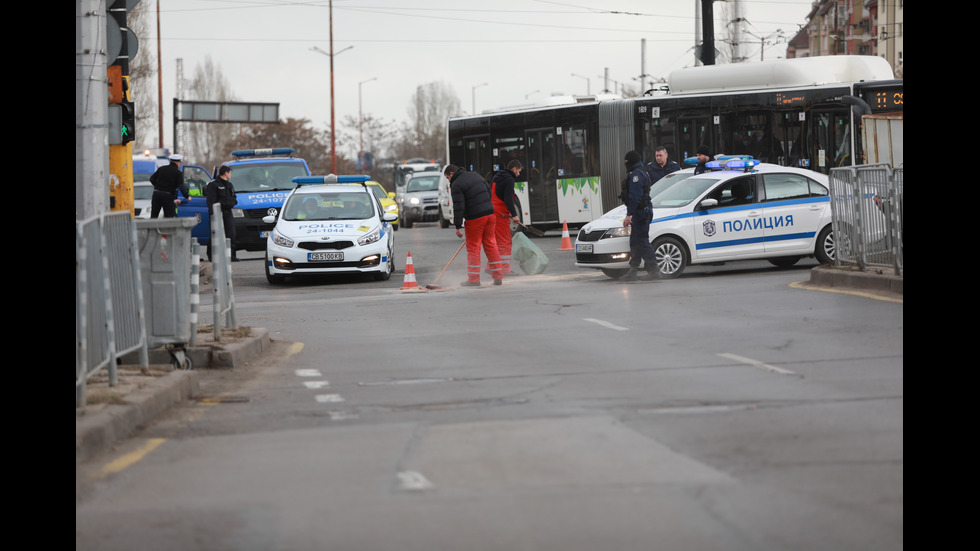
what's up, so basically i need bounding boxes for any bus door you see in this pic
[678,116,711,160]
[811,107,851,172]
[525,128,558,224]
[773,111,804,168]
[463,135,492,181]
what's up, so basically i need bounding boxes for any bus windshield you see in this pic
[232,162,309,192]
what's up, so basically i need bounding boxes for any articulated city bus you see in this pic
[446,56,903,232]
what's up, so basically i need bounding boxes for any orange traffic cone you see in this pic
[401,251,422,289]
[557,221,574,250]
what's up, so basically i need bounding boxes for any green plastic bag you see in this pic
[511,231,549,274]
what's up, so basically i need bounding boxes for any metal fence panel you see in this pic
[829,165,903,275]
[76,213,149,407]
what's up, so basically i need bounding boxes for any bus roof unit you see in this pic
[667,55,896,96]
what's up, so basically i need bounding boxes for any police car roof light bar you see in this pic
[231,147,296,158]
[292,175,371,188]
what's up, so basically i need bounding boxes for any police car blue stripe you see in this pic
[695,231,817,251]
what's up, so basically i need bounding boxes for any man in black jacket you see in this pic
[150,154,192,218]
[646,146,681,183]
[205,165,239,262]
[446,164,504,286]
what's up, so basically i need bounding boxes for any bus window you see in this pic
[559,127,589,178]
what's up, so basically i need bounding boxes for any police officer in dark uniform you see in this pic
[149,154,192,218]
[693,145,713,175]
[622,150,658,281]
[205,165,239,262]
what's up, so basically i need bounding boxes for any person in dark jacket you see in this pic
[150,154,192,218]
[205,165,239,262]
[490,160,523,276]
[645,146,681,183]
[693,145,713,175]
[445,164,504,286]
[622,150,658,281]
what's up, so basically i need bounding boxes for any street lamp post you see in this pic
[358,77,377,171]
[472,82,488,115]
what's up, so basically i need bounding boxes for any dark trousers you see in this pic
[206,210,237,261]
[629,207,656,268]
[151,190,177,218]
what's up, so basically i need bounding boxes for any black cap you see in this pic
[624,151,641,165]
[696,145,711,156]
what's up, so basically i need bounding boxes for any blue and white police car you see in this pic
[263,175,398,284]
[574,159,838,279]
[176,147,311,251]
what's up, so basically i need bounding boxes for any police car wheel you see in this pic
[440,217,449,228]
[601,268,629,279]
[815,225,837,264]
[652,236,687,279]
[768,256,801,268]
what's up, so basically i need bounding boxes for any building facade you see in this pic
[787,0,903,77]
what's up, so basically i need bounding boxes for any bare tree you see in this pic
[183,56,237,167]
[126,1,158,150]
[399,81,460,160]
[227,118,332,175]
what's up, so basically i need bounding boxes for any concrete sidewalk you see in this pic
[76,264,902,465]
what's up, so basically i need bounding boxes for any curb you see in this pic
[77,328,271,465]
[76,370,199,465]
[808,264,903,295]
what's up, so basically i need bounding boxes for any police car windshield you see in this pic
[406,176,440,192]
[649,172,695,200]
[232,163,309,192]
[651,176,718,208]
[283,192,375,221]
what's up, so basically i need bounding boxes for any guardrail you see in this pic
[829,164,904,276]
[76,212,149,407]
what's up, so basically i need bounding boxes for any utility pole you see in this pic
[77,0,110,219]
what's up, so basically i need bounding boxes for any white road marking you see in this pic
[303,381,330,389]
[397,471,433,490]
[295,369,322,377]
[315,394,345,403]
[717,353,798,376]
[328,411,358,421]
[583,318,629,331]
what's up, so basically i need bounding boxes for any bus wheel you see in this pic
[652,236,687,279]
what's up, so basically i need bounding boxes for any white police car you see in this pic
[575,159,838,279]
[263,175,398,284]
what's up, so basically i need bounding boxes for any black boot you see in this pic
[622,266,639,281]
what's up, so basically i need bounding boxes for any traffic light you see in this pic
[120,100,136,144]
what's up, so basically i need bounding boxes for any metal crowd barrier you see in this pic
[210,204,238,340]
[76,212,149,407]
[829,164,904,276]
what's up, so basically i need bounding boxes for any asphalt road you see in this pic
[77,223,903,551]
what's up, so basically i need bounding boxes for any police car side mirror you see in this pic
[699,198,719,209]
[383,212,398,222]
[262,215,276,224]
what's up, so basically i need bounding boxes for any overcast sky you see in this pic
[149,0,815,154]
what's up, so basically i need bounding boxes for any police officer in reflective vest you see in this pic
[622,150,658,281]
